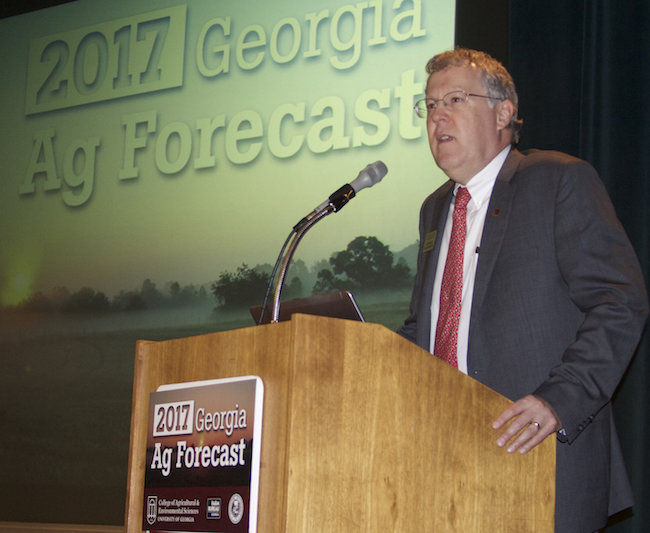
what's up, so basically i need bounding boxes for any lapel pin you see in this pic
[492,208,501,217]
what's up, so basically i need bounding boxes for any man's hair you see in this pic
[426,48,523,144]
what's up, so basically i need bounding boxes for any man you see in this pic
[398,48,648,532]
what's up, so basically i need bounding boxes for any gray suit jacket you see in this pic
[399,149,648,532]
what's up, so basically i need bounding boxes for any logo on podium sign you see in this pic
[146,495,157,526]
[142,376,264,532]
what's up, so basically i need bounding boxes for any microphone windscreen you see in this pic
[350,160,388,193]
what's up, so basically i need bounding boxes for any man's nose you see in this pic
[430,104,450,123]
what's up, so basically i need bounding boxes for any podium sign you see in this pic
[142,376,264,532]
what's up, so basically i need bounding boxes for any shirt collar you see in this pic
[454,145,511,209]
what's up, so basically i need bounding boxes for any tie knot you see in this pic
[455,187,471,209]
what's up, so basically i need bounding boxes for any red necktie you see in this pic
[434,187,471,367]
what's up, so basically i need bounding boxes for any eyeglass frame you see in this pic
[413,90,506,119]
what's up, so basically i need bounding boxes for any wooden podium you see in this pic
[124,314,555,532]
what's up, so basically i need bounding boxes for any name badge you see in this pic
[423,230,437,253]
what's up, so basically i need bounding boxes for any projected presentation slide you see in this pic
[1,0,453,307]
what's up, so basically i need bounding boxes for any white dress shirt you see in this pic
[430,146,510,373]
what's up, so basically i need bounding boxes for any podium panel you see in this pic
[125,314,554,532]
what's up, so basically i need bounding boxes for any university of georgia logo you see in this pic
[228,493,244,525]
[146,495,158,526]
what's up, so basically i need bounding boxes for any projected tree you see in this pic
[211,264,269,309]
[315,236,412,293]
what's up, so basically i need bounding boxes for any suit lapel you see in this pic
[425,183,454,268]
[417,181,454,350]
[470,150,522,315]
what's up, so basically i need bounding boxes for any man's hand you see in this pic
[492,395,561,454]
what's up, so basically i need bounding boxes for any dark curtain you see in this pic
[509,2,650,531]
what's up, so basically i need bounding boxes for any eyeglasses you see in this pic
[413,90,505,118]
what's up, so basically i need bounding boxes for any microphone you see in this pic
[294,160,388,230]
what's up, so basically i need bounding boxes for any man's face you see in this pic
[425,64,512,184]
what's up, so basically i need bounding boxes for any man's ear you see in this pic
[496,99,515,131]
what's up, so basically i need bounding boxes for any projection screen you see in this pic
[0,0,454,523]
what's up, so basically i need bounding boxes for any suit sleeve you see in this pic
[532,161,648,444]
